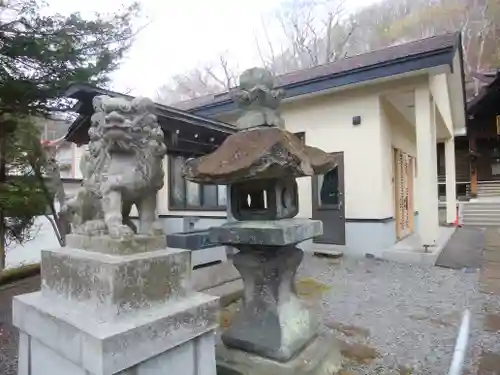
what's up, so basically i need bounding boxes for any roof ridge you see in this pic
[277,32,460,80]
[173,32,460,111]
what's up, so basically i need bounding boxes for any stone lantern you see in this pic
[183,67,342,374]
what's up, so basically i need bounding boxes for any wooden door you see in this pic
[394,148,414,240]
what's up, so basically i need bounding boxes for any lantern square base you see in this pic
[216,333,342,375]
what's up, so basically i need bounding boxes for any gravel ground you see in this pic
[297,254,494,374]
[0,276,40,375]
[2,255,499,374]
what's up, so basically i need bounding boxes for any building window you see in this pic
[492,161,500,176]
[295,132,305,144]
[168,154,226,211]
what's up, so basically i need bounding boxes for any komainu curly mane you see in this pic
[88,96,165,193]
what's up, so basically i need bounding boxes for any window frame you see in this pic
[168,153,226,211]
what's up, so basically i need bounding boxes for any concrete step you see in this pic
[463,204,500,210]
[462,213,500,220]
[463,222,500,227]
[463,205,500,210]
[462,213,500,219]
[462,209,500,215]
[477,182,500,185]
[477,181,500,185]
[462,210,500,215]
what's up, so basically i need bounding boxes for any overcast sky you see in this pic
[47,0,381,97]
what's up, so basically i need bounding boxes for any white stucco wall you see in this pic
[218,88,422,220]
[216,76,440,222]
[72,145,86,179]
[429,73,453,134]
[379,98,418,218]
[280,92,387,219]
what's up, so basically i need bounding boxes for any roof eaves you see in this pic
[64,84,237,135]
[191,43,457,117]
[64,114,88,142]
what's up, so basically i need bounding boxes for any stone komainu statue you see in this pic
[62,95,167,238]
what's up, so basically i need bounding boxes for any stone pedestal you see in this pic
[210,219,342,374]
[216,333,342,375]
[13,234,219,375]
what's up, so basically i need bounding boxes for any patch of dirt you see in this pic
[295,277,331,299]
[482,302,500,314]
[408,311,460,328]
[478,351,500,374]
[484,313,500,332]
[339,340,380,364]
[397,365,413,375]
[428,317,456,328]
[219,300,241,329]
[325,320,370,338]
[408,312,427,321]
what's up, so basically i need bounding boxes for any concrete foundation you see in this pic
[381,226,456,265]
[13,234,220,375]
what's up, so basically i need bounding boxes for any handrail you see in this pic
[448,309,471,375]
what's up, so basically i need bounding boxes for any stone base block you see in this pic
[166,229,218,250]
[216,333,342,375]
[20,330,216,375]
[66,234,167,255]
[13,291,219,375]
[209,219,323,246]
[41,247,191,319]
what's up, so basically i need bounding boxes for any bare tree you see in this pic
[156,53,238,105]
[156,0,500,104]
[256,0,357,75]
[359,0,500,95]
[157,0,357,103]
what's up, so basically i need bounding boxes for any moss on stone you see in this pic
[295,277,331,299]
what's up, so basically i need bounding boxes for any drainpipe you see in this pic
[448,309,471,375]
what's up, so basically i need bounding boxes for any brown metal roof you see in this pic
[174,32,460,112]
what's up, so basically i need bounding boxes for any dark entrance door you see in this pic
[312,152,346,245]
